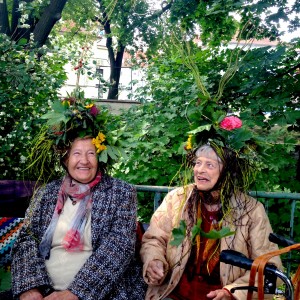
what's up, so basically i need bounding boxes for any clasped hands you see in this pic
[20,289,78,300]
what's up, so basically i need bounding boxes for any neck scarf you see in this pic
[39,172,102,259]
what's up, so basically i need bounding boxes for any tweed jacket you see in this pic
[11,174,147,300]
[140,184,282,300]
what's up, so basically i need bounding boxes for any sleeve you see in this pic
[222,201,283,300]
[67,182,140,300]
[11,185,53,297]
[140,189,180,283]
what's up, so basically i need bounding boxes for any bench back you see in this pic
[0,217,24,269]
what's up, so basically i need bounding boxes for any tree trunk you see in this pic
[103,16,125,100]
[0,0,10,35]
[107,43,125,100]
[33,0,68,47]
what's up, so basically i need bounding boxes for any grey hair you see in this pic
[194,144,223,164]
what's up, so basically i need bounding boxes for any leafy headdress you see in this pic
[170,115,260,253]
[186,115,259,197]
[26,96,124,183]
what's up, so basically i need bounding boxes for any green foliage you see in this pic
[93,0,152,48]
[170,219,235,247]
[167,0,300,45]
[116,55,197,185]
[53,0,100,47]
[0,33,68,180]
[115,39,300,227]
[170,220,187,246]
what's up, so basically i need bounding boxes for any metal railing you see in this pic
[135,186,300,221]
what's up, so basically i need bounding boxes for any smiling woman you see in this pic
[9,98,147,300]
[25,97,124,183]
[63,138,99,184]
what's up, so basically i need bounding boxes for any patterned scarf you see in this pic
[39,172,102,259]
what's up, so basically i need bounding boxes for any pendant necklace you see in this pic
[69,196,77,205]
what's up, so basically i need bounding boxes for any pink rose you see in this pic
[219,116,242,131]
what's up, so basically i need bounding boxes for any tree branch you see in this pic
[145,0,174,21]
[33,0,67,47]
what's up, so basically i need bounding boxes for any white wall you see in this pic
[59,37,146,101]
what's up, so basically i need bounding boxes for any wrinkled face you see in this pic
[193,149,223,191]
[64,138,98,184]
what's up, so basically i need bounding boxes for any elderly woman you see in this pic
[140,143,282,300]
[10,100,146,300]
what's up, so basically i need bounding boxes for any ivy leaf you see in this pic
[170,219,235,247]
[200,227,235,239]
[170,220,187,246]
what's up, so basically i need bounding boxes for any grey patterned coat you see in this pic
[11,174,147,300]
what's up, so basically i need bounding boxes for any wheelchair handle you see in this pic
[220,249,278,275]
[220,249,294,300]
[269,233,297,248]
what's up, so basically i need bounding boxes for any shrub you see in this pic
[0,34,68,180]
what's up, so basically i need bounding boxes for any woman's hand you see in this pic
[206,289,234,299]
[146,259,165,285]
[20,289,43,300]
[44,290,79,300]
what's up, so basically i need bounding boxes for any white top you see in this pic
[45,197,93,290]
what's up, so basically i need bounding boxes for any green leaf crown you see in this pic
[185,115,260,160]
[183,114,260,212]
[26,97,125,182]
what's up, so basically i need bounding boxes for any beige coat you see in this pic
[140,184,282,300]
